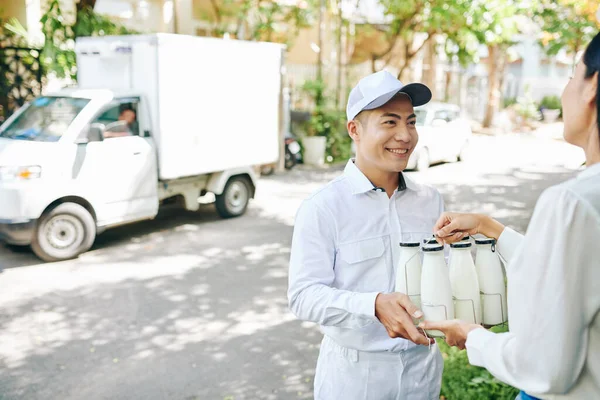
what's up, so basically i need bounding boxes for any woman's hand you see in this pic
[434,212,505,244]
[418,320,484,350]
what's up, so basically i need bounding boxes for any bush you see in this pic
[439,325,519,400]
[539,95,561,110]
[514,93,540,122]
[300,79,352,163]
[503,97,517,108]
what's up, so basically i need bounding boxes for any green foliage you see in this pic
[40,0,136,80]
[202,0,314,46]
[73,7,135,38]
[515,96,541,121]
[439,324,519,400]
[503,97,518,108]
[539,95,562,110]
[300,79,351,163]
[533,0,600,58]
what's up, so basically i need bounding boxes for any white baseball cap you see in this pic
[346,70,432,121]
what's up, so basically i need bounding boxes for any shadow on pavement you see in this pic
[0,163,580,400]
[0,212,317,400]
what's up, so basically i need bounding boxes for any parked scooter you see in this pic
[260,132,302,175]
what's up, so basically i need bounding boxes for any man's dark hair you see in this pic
[119,106,136,115]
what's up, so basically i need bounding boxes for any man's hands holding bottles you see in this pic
[375,292,434,346]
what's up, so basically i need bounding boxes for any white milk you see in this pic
[420,244,454,337]
[475,237,508,326]
[449,242,482,324]
[396,242,422,309]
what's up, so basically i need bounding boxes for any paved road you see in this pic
[0,133,585,400]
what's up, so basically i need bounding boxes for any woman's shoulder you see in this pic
[540,175,600,219]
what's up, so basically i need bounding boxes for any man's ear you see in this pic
[348,119,361,142]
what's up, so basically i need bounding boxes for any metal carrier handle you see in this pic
[453,296,478,324]
[400,251,421,296]
[480,290,508,328]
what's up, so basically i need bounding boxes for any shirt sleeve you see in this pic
[496,227,524,267]
[288,199,379,329]
[465,186,598,395]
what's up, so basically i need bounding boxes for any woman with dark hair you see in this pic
[419,33,600,399]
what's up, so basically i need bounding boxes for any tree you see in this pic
[204,0,314,47]
[355,0,472,81]
[469,0,522,128]
[534,0,600,64]
[442,29,480,102]
[40,0,135,80]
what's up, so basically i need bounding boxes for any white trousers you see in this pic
[314,336,443,400]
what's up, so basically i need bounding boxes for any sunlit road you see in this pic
[0,131,585,400]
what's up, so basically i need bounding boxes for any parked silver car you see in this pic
[407,102,472,171]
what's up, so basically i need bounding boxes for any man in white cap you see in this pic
[288,70,445,399]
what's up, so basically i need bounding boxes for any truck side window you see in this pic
[93,103,140,139]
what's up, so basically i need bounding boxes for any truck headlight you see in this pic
[0,166,42,181]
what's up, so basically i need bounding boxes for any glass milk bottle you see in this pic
[475,237,508,326]
[420,244,454,337]
[396,242,422,309]
[449,242,482,324]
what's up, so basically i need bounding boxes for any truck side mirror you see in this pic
[75,123,104,144]
[78,123,105,143]
[89,123,106,142]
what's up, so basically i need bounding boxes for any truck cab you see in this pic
[0,89,260,262]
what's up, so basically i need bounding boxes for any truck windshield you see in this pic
[0,97,90,142]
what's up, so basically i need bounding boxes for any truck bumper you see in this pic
[0,219,36,245]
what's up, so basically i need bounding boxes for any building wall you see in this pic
[0,0,27,26]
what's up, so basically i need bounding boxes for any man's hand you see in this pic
[418,319,483,350]
[375,293,434,346]
[434,212,505,244]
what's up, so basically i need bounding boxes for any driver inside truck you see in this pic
[104,108,137,139]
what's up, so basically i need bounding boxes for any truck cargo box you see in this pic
[75,34,283,180]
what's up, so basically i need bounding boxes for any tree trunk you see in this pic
[336,0,343,108]
[444,70,452,102]
[497,55,507,109]
[315,0,324,108]
[74,0,97,38]
[397,34,432,82]
[483,44,499,128]
[422,35,437,98]
[76,0,97,13]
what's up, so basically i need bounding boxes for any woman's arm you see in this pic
[433,212,525,265]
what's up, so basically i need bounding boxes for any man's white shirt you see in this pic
[288,160,444,352]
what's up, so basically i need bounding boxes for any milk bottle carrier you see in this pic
[396,236,508,338]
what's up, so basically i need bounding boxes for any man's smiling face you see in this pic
[348,93,418,173]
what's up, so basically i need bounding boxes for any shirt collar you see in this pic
[577,162,600,181]
[344,159,417,195]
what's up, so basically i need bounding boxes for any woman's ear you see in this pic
[585,71,599,106]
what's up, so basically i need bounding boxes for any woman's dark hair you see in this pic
[583,32,600,138]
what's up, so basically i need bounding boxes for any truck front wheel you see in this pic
[215,176,252,218]
[31,203,96,262]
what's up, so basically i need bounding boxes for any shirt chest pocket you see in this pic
[336,237,391,292]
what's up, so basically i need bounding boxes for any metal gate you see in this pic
[0,46,43,122]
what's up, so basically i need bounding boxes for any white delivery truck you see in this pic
[0,34,284,262]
